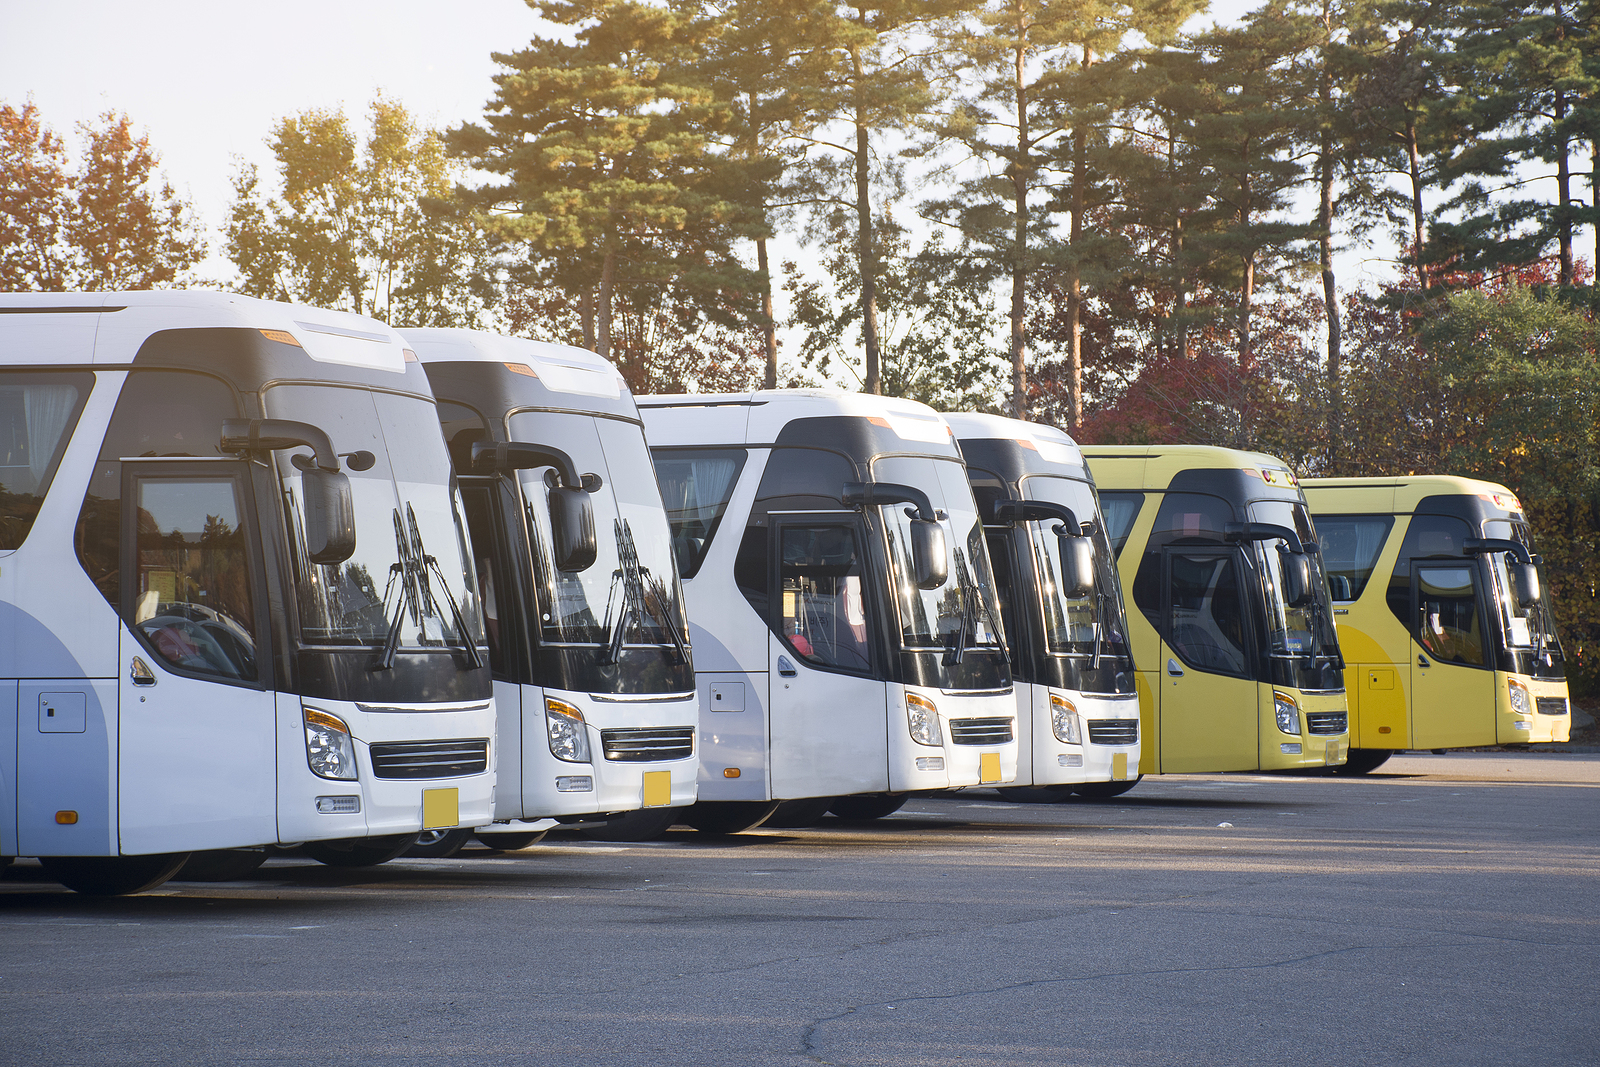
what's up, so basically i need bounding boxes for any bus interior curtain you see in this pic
[25,383,79,485]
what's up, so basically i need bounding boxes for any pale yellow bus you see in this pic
[1303,476,1570,773]
[1083,446,1349,777]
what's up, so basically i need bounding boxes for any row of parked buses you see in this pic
[0,292,1571,895]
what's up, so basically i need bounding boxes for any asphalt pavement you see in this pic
[2,752,1596,1067]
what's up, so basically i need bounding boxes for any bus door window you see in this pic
[459,484,512,675]
[776,523,872,674]
[1412,564,1488,666]
[984,529,1023,675]
[127,471,261,682]
[1385,514,1472,630]
[1164,550,1250,676]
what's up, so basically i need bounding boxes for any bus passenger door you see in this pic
[1159,548,1258,773]
[767,519,889,799]
[117,465,277,854]
[1410,563,1496,748]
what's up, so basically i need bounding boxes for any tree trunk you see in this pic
[1555,89,1572,287]
[1010,23,1029,420]
[580,285,595,351]
[1406,114,1427,292]
[1318,83,1342,466]
[1063,48,1093,429]
[598,249,615,361]
[852,39,881,395]
[758,235,778,389]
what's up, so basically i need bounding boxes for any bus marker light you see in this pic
[55,811,77,824]
[1378,726,1391,734]
[1513,721,1531,731]
[316,796,360,814]
[258,328,302,347]
[1280,743,1302,754]
[556,776,593,792]
[915,757,944,771]
[723,768,741,778]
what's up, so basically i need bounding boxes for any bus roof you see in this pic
[945,412,1090,483]
[0,289,410,374]
[1079,443,1300,492]
[402,327,629,402]
[1302,475,1523,516]
[639,389,958,456]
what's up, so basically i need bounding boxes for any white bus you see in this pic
[406,329,699,845]
[946,414,1142,800]
[641,390,1018,832]
[0,292,495,894]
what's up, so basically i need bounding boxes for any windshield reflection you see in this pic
[1247,499,1341,668]
[1020,475,1133,670]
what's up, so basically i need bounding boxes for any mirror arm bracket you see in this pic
[471,440,599,492]
[1224,521,1308,555]
[842,481,941,521]
[221,418,341,471]
[1464,537,1537,565]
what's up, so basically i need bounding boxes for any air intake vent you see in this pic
[601,727,695,762]
[949,718,1014,746]
[1306,711,1347,735]
[1087,719,1138,746]
[368,739,488,779]
[1536,697,1569,716]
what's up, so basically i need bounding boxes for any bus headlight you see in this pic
[1507,679,1531,717]
[1274,693,1301,736]
[1050,694,1081,744]
[304,708,358,780]
[906,692,943,747]
[546,698,591,763]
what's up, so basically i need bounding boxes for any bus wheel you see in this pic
[174,849,268,881]
[763,798,834,828]
[1334,749,1393,776]
[302,835,413,868]
[828,794,908,821]
[473,830,548,851]
[1073,776,1143,800]
[996,785,1075,804]
[683,801,780,835]
[405,828,473,858]
[583,807,684,842]
[39,854,189,896]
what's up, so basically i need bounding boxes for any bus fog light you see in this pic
[546,698,591,763]
[1281,742,1302,754]
[915,757,945,771]
[1050,694,1081,744]
[1507,680,1531,717]
[316,795,361,814]
[906,693,943,747]
[304,708,358,780]
[1513,720,1531,731]
[1273,693,1300,736]
[556,775,594,792]
[1058,753,1084,768]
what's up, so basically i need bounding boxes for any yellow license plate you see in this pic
[422,787,459,830]
[1111,752,1128,781]
[642,770,672,807]
[979,752,1002,784]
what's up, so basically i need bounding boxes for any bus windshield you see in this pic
[1247,498,1341,678]
[266,384,483,658]
[1484,519,1564,677]
[509,411,688,654]
[1020,475,1133,675]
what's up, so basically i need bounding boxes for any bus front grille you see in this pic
[1306,711,1347,735]
[368,739,489,779]
[1087,720,1139,746]
[949,718,1014,746]
[601,727,696,762]
[1537,697,1570,716]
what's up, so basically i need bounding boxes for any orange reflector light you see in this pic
[1378,726,1391,734]
[403,348,419,363]
[723,768,741,778]
[259,328,302,347]
[56,811,78,825]
[505,362,538,377]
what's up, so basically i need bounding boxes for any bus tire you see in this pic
[405,828,474,858]
[40,853,190,896]
[1333,749,1393,775]
[996,785,1076,804]
[174,848,268,881]
[683,801,780,835]
[582,807,684,842]
[473,830,548,851]
[828,794,908,820]
[763,797,835,827]
[1072,776,1143,800]
[302,835,413,868]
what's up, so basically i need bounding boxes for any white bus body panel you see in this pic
[1009,685,1140,786]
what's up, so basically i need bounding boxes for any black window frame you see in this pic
[1160,545,1256,680]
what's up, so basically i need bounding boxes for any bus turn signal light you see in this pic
[55,811,77,824]
[723,768,741,778]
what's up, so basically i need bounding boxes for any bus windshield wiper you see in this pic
[943,549,977,666]
[370,505,483,672]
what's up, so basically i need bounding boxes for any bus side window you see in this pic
[1097,492,1144,559]
[1314,514,1393,601]
[0,372,94,550]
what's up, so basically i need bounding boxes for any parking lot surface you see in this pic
[2,752,1596,1066]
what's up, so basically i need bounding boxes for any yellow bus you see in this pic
[1303,476,1571,773]
[1082,446,1349,776]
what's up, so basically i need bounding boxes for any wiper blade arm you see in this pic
[370,562,407,672]
[426,553,484,671]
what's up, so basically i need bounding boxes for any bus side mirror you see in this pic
[301,467,356,565]
[1057,531,1096,597]
[1510,563,1541,609]
[910,518,947,589]
[1281,548,1314,607]
[1329,574,1353,601]
[549,485,598,572]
